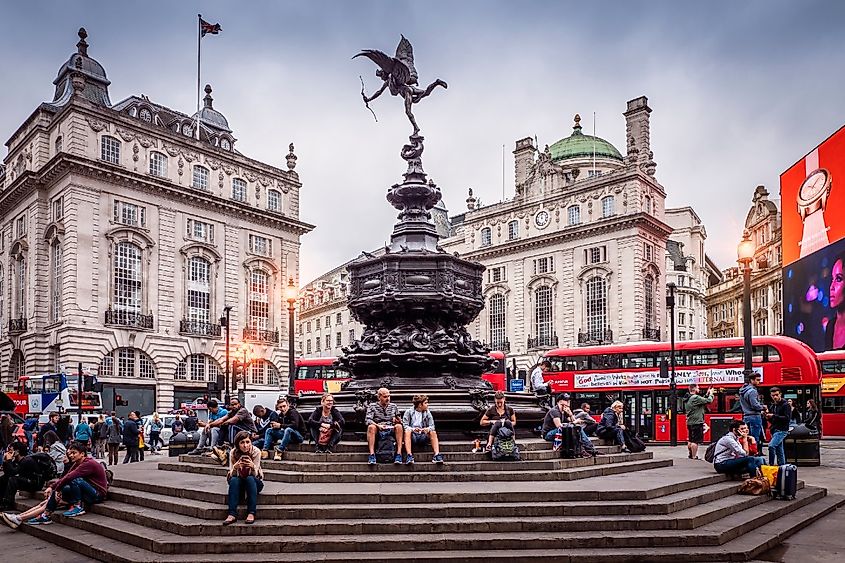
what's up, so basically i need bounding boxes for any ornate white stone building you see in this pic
[0,29,313,413]
[298,97,714,375]
[707,186,783,339]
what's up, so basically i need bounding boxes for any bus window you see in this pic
[592,354,621,370]
[821,360,845,374]
[752,346,765,363]
[822,397,845,413]
[324,368,349,380]
[296,366,322,380]
[722,348,744,364]
[687,348,719,366]
[559,357,588,371]
[622,353,655,369]
[766,346,781,362]
[43,376,61,394]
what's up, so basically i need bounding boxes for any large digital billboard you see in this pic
[781,124,845,352]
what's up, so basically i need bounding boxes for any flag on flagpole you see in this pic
[200,18,222,37]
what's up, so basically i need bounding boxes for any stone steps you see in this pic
[280,438,559,453]
[270,444,622,462]
[14,488,836,555]
[159,455,669,482]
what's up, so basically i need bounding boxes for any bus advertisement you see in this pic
[542,336,820,442]
[7,372,103,421]
[819,350,845,436]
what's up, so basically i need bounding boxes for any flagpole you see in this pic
[196,13,202,141]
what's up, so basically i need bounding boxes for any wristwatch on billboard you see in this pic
[797,168,831,258]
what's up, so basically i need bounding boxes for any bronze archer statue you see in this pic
[355,35,447,135]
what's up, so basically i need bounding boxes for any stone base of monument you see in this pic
[295,388,547,439]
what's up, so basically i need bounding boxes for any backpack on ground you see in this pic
[375,430,396,464]
[772,464,798,500]
[558,425,583,459]
[623,429,646,453]
[491,426,521,461]
[704,441,718,463]
[28,452,58,482]
[738,475,770,495]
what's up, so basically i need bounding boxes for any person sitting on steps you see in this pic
[189,399,228,455]
[212,398,258,464]
[596,401,630,453]
[480,391,517,452]
[572,403,598,436]
[250,405,279,451]
[530,360,553,407]
[541,394,597,457]
[366,387,403,465]
[268,398,307,460]
[223,431,264,526]
[712,419,765,478]
[402,394,444,465]
[307,393,345,453]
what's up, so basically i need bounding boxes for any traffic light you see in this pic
[115,394,129,407]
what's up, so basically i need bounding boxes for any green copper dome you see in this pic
[549,114,623,163]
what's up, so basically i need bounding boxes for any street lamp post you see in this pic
[737,229,756,383]
[666,282,677,447]
[285,277,298,396]
[221,306,232,404]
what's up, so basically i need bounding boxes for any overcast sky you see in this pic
[2,1,845,283]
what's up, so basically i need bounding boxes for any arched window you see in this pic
[534,285,553,347]
[99,348,156,379]
[10,350,25,381]
[601,196,615,218]
[585,276,607,340]
[644,274,656,330]
[249,269,270,330]
[567,205,581,226]
[480,227,492,247]
[267,189,281,212]
[488,294,506,350]
[193,166,209,190]
[187,257,211,324]
[101,135,120,164]
[248,359,280,387]
[51,240,62,323]
[114,242,142,315]
[175,354,220,382]
[149,151,167,177]
[232,178,247,202]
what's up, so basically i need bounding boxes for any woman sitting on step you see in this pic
[223,431,264,525]
[596,401,631,453]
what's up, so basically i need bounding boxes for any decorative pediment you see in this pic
[527,273,558,290]
[482,283,511,297]
[44,221,66,242]
[179,242,222,263]
[10,238,29,257]
[577,264,612,282]
[243,256,278,274]
[105,225,155,249]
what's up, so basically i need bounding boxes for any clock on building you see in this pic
[182,123,193,137]
[534,210,550,229]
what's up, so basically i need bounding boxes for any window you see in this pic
[534,285,553,346]
[488,294,506,349]
[118,348,135,378]
[249,270,270,330]
[114,242,142,314]
[51,241,62,323]
[534,256,554,275]
[481,227,492,247]
[187,257,211,324]
[508,220,519,240]
[52,197,64,222]
[113,200,146,228]
[249,234,271,257]
[149,151,167,177]
[186,218,214,243]
[325,335,331,349]
[0,265,4,334]
[15,216,26,238]
[336,332,342,347]
[586,246,606,265]
[268,189,281,212]
[101,348,155,380]
[601,196,615,218]
[248,360,279,387]
[567,205,581,226]
[101,136,120,164]
[489,266,505,283]
[644,274,655,329]
[679,294,687,307]
[10,350,26,381]
[306,321,311,333]
[325,315,331,327]
[140,354,155,379]
[755,317,768,336]
[315,337,321,352]
[336,312,342,325]
[586,276,607,340]
[316,318,321,330]
[644,242,654,263]
[232,178,247,202]
[678,312,686,326]
[644,195,652,214]
[55,136,63,154]
[15,256,26,318]
[139,108,152,122]
[349,329,355,342]
[306,340,312,354]
[192,166,209,190]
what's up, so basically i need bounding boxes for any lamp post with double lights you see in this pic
[737,229,756,383]
[285,277,298,396]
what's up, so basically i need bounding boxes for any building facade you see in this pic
[0,29,313,413]
[707,185,783,338]
[298,97,713,375]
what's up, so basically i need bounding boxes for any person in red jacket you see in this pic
[25,441,108,524]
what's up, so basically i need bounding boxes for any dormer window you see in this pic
[139,108,152,122]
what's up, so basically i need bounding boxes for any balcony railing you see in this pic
[489,339,511,353]
[8,317,27,334]
[578,328,614,346]
[243,327,279,344]
[105,308,154,329]
[527,334,558,349]
[180,319,222,337]
[642,326,661,341]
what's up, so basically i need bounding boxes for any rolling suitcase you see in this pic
[558,425,583,459]
[772,464,798,500]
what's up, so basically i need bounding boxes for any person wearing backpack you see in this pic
[41,431,66,475]
[106,415,122,466]
[541,394,597,457]
[93,415,107,459]
[74,418,93,452]
[480,391,517,453]
[148,413,164,455]
[685,384,715,460]
[365,388,402,464]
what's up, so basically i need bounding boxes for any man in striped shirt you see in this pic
[366,388,402,465]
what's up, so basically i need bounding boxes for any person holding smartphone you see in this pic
[712,420,765,477]
[223,431,264,525]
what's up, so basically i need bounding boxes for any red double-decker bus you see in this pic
[541,336,821,442]
[819,350,845,437]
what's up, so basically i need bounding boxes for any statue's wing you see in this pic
[395,35,418,85]
[353,49,395,75]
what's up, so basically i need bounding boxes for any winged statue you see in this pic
[355,35,447,135]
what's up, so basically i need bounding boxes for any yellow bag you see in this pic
[761,465,778,487]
